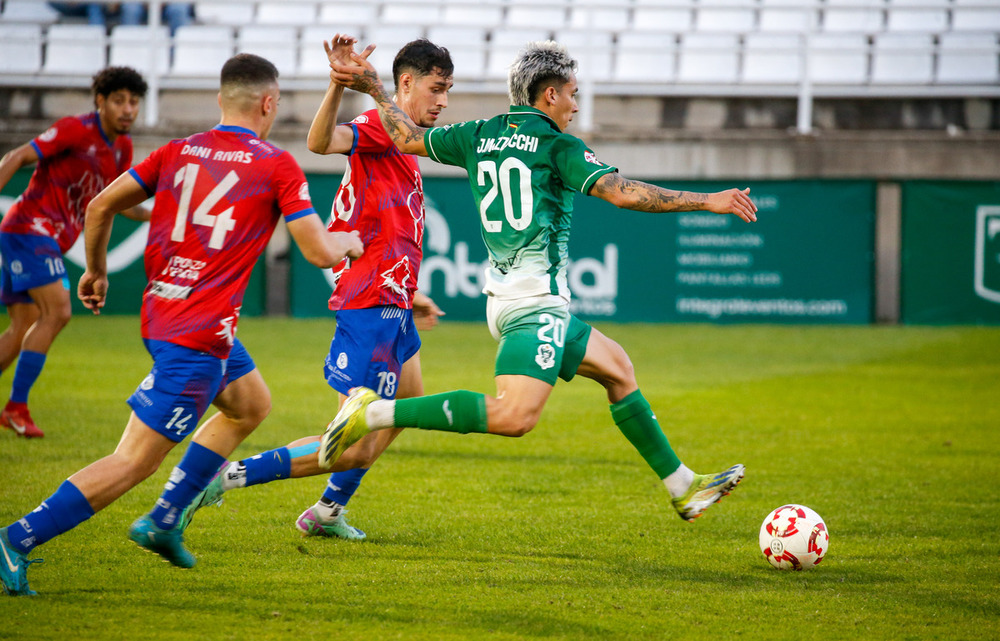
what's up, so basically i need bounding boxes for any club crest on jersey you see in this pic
[39,127,57,142]
[535,344,556,370]
[380,256,412,296]
[584,150,602,165]
[298,181,311,202]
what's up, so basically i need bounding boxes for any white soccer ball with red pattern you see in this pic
[759,504,829,570]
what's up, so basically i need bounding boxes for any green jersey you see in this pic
[425,106,616,300]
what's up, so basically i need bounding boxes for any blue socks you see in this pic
[10,350,45,404]
[321,468,369,506]
[149,442,226,530]
[242,447,293,487]
[5,480,94,554]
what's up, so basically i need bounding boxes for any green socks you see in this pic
[610,390,682,479]
[393,390,488,434]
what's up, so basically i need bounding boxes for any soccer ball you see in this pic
[758,504,829,570]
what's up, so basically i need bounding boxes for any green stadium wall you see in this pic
[4,168,1000,324]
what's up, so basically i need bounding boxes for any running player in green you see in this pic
[322,40,757,521]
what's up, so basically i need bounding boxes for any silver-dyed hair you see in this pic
[507,41,577,107]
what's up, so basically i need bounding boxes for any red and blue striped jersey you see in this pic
[327,109,424,311]
[0,112,133,252]
[130,125,316,358]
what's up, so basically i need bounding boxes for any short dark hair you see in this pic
[220,53,279,90]
[392,39,454,88]
[92,66,148,98]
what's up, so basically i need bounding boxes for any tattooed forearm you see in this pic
[594,174,708,212]
[360,72,428,151]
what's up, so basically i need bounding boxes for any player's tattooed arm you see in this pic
[591,172,758,222]
[329,46,429,156]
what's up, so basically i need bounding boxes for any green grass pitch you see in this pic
[1,317,998,640]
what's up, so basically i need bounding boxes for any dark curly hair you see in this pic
[92,66,148,99]
[392,39,454,89]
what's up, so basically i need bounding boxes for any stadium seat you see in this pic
[506,2,569,29]
[238,25,298,78]
[695,0,757,33]
[195,2,255,26]
[677,33,740,83]
[885,0,949,33]
[43,25,107,76]
[0,24,43,74]
[172,25,234,77]
[426,26,488,80]
[936,33,1000,84]
[808,33,869,84]
[758,0,821,32]
[569,2,631,32]
[318,2,378,25]
[951,0,1000,31]
[742,32,802,83]
[613,31,677,83]
[555,30,614,82]
[487,29,551,80]
[297,25,367,77]
[441,3,503,27]
[366,24,425,76]
[632,0,694,33]
[0,0,59,24]
[871,33,934,84]
[256,2,316,25]
[823,0,885,33]
[381,2,443,27]
[110,25,170,76]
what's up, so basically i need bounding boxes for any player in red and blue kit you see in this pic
[0,67,148,438]
[172,37,453,542]
[0,54,364,595]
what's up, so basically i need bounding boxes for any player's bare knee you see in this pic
[489,406,539,437]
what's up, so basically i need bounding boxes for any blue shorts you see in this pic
[0,232,70,306]
[128,337,256,442]
[324,307,420,399]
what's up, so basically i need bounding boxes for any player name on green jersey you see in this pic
[475,133,539,154]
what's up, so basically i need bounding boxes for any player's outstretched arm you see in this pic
[287,213,364,268]
[80,171,148,313]
[590,172,758,223]
[306,34,361,156]
[0,142,39,194]
[329,48,430,157]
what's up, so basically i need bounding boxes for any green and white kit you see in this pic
[426,106,616,383]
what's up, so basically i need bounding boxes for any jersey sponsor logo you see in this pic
[475,133,539,154]
[535,344,556,370]
[9,260,22,275]
[380,255,412,296]
[162,255,205,281]
[149,280,193,300]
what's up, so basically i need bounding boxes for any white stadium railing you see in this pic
[0,0,998,133]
